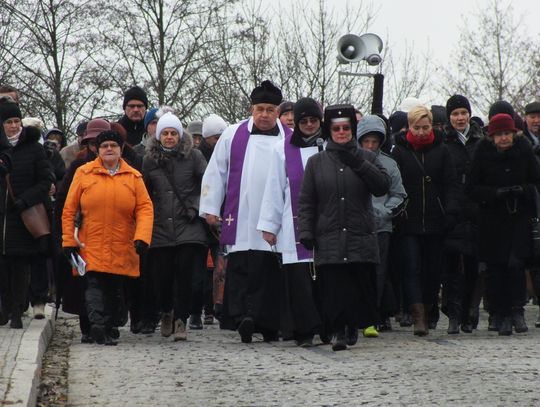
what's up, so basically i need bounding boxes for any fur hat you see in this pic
[202,114,228,138]
[250,80,283,106]
[156,112,184,141]
[123,86,148,110]
[446,95,471,118]
[356,115,386,142]
[488,113,517,137]
[322,104,357,139]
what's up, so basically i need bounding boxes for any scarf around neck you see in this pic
[406,129,435,150]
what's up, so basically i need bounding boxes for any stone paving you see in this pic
[67,306,540,407]
[0,316,31,403]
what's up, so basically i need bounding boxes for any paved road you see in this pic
[67,306,540,407]
[0,316,31,402]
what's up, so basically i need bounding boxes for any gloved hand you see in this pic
[63,246,79,260]
[508,185,524,196]
[495,187,512,199]
[337,150,363,170]
[300,238,315,251]
[134,240,148,255]
[0,153,11,177]
[12,199,27,212]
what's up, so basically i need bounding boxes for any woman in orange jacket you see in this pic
[62,130,153,345]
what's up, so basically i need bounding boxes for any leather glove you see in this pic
[13,199,27,212]
[337,151,363,170]
[300,238,315,251]
[134,240,148,255]
[508,185,524,196]
[495,187,512,199]
[63,246,79,260]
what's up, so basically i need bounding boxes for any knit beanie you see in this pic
[389,111,408,133]
[293,97,323,126]
[487,113,517,137]
[488,100,515,120]
[123,86,148,110]
[250,80,283,105]
[446,95,471,118]
[144,108,159,130]
[0,102,22,122]
[156,112,184,141]
[356,115,386,142]
[431,105,447,125]
[278,101,294,117]
[202,114,228,138]
[96,130,124,148]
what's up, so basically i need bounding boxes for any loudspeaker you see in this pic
[359,33,383,66]
[337,34,365,64]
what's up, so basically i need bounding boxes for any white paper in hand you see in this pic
[70,253,87,276]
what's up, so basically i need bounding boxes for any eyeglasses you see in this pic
[299,117,319,125]
[126,103,145,109]
[331,124,351,132]
[99,142,120,149]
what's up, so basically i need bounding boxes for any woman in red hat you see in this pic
[466,113,540,335]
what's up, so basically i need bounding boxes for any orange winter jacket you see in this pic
[62,158,153,277]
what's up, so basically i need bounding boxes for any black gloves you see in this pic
[300,238,315,251]
[495,185,524,199]
[134,240,148,255]
[63,246,79,259]
[337,151,363,170]
[0,153,11,177]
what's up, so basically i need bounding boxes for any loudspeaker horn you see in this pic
[359,33,383,66]
[337,34,366,64]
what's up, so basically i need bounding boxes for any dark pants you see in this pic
[190,245,216,316]
[376,232,398,318]
[0,256,31,318]
[398,234,443,308]
[152,244,206,324]
[85,272,124,330]
[486,257,527,317]
[125,254,156,327]
[442,253,479,322]
[30,255,49,306]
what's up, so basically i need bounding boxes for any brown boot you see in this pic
[410,303,428,336]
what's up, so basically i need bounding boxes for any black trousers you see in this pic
[0,256,31,318]
[125,253,157,325]
[190,244,217,316]
[486,257,527,317]
[152,244,206,324]
[85,272,124,329]
[442,253,479,322]
[398,234,443,307]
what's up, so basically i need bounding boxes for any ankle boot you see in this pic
[488,313,499,331]
[332,330,347,351]
[399,312,413,327]
[498,316,513,336]
[410,303,428,336]
[512,308,528,333]
[447,318,460,334]
[160,311,174,337]
[536,308,540,328]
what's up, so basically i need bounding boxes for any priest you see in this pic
[199,80,288,343]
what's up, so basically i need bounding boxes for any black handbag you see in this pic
[531,187,540,263]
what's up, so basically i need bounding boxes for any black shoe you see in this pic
[108,327,120,339]
[319,333,332,344]
[81,333,94,344]
[447,318,460,334]
[104,335,118,346]
[469,307,479,330]
[0,310,8,326]
[130,321,142,334]
[238,317,254,343]
[488,314,499,331]
[188,314,203,330]
[345,326,358,346]
[399,313,413,327]
[10,315,23,329]
[378,317,392,332]
[332,332,347,351]
[91,325,106,344]
[512,310,528,333]
[204,314,215,325]
[498,316,513,336]
[140,320,155,334]
[460,323,473,333]
[535,312,540,328]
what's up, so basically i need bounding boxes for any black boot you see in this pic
[536,309,540,328]
[91,325,106,344]
[345,325,358,346]
[378,317,392,331]
[332,331,347,351]
[447,318,460,334]
[498,316,513,336]
[487,313,499,331]
[512,308,528,333]
[238,317,254,344]
[399,312,413,327]
[10,314,23,329]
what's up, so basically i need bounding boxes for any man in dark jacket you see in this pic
[117,85,148,147]
[442,94,483,334]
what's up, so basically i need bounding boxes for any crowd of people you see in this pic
[1,81,540,351]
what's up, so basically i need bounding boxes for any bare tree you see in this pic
[0,0,111,135]
[442,0,540,115]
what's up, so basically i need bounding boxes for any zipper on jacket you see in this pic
[421,152,425,232]
[2,191,8,255]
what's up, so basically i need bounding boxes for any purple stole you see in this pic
[284,133,312,260]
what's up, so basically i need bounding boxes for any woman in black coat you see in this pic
[143,112,208,341]
[0,102,53,328]
[391,105,458,336]
[298,104,389,351]
[466,113,540,335]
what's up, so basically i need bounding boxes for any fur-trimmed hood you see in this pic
[144,131,195,165]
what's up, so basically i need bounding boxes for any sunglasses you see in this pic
[331,124,351,132]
